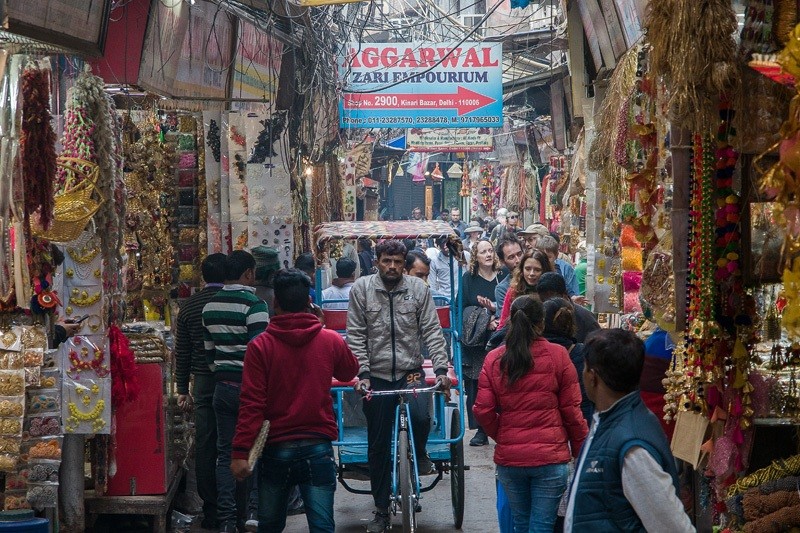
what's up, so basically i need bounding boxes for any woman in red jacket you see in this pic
[474,295,588,533]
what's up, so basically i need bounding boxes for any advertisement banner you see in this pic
[407,128,493,152]
[340,42,503,129]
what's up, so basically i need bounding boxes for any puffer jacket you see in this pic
[473,337,588,467]
[347,274,449,381]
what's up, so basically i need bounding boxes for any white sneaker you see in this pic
[244,513,258,532]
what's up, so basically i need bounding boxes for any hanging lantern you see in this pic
[431,162,444,182]
[396,164,405,177]
[448,162,462,176]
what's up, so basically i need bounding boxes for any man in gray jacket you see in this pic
[347,239,451,532]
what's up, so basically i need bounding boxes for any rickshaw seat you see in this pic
[324,306,451,332]
[323,309,348,332]
[330,361,458,388]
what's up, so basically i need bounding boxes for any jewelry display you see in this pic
[0,437,21,454]
[25,417,59,438]
[68,290,101,307]
[63,379,109,434]
[24,367,40,388]
[0,372,25,396]
[0,401,23,417]
[0,419,21,436]
[63,336,109,379]
[4,492,30,510]
[5,473,26,490]
[26,463,59,483]
[0,328,20,351]
[26,392,59,415]
[26,484,58,508]
[0,352,23,370]
[26,440,61,460]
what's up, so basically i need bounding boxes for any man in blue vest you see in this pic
[564,328,694,532]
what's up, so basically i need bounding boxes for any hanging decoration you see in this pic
[19,64,56,231]
[644,0,739,133]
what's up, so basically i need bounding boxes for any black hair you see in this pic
[536,272,568,299]
[51,244,65,267]
[375,239,407,260]
[273,269,312,313]
[225,250,256,281]
[470,216,485,228]
[335,257,357,278]
[202,253,227,284]
[358,237,372,251]
[486,220,499,234]
[496,236,523,261]
[435,235,449,248]
[294,252,315,275]
[402,238,417,252]
[584,328,645,394]
[500,295,544,387]
[405,250,430,271]
[550,232,561,244]
[543,298,576,339]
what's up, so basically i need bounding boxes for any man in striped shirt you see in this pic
[202,250,270,533]
[175,253,227,529]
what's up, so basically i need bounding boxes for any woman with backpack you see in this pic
[459,238,500,446]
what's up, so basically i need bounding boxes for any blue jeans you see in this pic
[214,381,251,526]
[257,441,336,533]
[496,463,568,533]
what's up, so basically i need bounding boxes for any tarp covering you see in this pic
[314,220,459,261]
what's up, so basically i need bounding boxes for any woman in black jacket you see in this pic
[542,298,593,424]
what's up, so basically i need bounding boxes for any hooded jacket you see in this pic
[473,337,588,467]
[231,313,359,459]
[347,274,449,381]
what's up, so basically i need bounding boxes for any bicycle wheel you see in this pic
[450,408,465,529]
[399,430,417,533]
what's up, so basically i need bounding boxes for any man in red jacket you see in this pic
[230,269,359,532]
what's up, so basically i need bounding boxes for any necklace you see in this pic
[69,290,101,307]
[65,383,106,433]
[68,344,109,378]
[68,245,99,264]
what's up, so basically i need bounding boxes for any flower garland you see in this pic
[20,65,56,230]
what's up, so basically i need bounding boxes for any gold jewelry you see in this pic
[66,306,73,316]
[86,315,103,332]
[0,330,16,349]
[66,268,74,277]
[70,291,101,307]
[21,327,46,350]
[94,268,101,278]
[71,288,79,297]
[67,246,99,264]
[65,382,106,433]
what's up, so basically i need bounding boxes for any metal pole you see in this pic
[670,127,691,332]
[59,434,86,532]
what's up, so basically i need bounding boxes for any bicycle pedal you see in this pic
[415,502,422,512]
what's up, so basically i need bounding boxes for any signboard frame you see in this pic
[340,41,503,129]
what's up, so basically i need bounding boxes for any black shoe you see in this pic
[417,454,436,476]
[287,505,306,516]
[469,430,488,446]
[366,510,391,532]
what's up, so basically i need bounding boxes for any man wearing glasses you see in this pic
[490,210,521,244]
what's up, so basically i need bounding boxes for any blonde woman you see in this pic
[460,239,501,446]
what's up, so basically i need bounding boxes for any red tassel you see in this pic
[108,325,140,406]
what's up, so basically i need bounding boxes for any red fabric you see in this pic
[473,338,588,467]
[640,391,674,441]
[232,313,359,459]
[498,286,517,329]
[108,325,140,407]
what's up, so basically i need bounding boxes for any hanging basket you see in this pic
[31,157,104,243]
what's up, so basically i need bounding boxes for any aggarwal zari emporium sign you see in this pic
[339,42,503,129]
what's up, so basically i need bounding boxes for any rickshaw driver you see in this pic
[346,239,451,533]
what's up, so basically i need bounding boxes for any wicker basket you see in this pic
[31,157,104,243]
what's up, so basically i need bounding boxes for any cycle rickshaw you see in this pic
[313,220,466,532]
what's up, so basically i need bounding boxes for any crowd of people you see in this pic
[172,208,694,533]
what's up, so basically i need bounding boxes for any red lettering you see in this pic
[462,48,481,67]
[437,48,461,68]
[419,48,435,67]
[381,47,398,67]
[362,47,379,68]
[481,47,499,67]
[398,48,419,68]
[348,47,360,68]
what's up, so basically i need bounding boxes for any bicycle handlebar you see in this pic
[359,382,442,396]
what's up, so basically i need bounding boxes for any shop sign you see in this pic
[231,20,283,108]
[339,42,503,129]
[406,128,493,152]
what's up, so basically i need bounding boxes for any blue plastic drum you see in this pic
[0,510,48,532]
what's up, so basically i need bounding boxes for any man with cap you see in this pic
[461,221,484,257]
[517,223,550,253]
[321,258,357,310]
